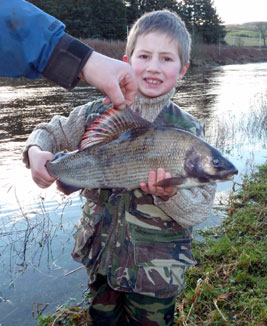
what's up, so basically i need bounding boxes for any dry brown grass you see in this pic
[81,38,267,67]
[194,44,267,66]
[82,38,126,60]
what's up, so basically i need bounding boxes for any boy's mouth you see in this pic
[144,78,162,85]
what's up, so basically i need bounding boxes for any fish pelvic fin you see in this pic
[80,106,152,149]
[56,180,82,195]
[154,177,187,187]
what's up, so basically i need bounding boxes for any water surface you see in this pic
[0,62,266,326]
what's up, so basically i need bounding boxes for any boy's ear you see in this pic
[179,62,190,79]
[123,55,128,63]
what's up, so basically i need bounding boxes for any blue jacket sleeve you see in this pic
[0,0,65,79]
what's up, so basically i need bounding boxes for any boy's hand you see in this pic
[28,146,56,189]
[140,168,177,201]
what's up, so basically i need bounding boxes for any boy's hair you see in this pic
[126,10,191,69]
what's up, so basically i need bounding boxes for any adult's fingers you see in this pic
[119,72,137,107]
[103,74,136,110]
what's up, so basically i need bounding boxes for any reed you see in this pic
[206,91,267,152]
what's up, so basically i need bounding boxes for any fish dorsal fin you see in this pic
[80,106,152,149]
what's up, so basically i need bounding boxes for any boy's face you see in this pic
[127,32,188,98]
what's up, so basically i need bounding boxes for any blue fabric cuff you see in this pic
[43,33,94,90]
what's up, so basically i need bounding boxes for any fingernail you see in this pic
[116,104,126,110]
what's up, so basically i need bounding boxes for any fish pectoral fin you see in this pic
[154,177,186,187]
[56,180,82,195]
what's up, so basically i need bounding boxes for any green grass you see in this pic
[224,23,265,47]
[35,163,267,326]
[175,163,267,325]
[225,31,261,47]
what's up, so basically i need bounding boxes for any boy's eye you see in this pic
[139,54,148,59]
[163,57,172,62]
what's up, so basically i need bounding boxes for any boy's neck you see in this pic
[132,88,175,122]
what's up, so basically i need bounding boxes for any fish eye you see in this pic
[212,158,220,166]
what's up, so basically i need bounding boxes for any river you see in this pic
[0,62,266,326]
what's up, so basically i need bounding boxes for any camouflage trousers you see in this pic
[88,274,176,326]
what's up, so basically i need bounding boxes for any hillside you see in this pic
[224,22,267,47]
[79,22,267,68]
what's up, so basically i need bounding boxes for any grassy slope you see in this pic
[224,22,266,47]
[35,162,267,326]
[175,163,267,326]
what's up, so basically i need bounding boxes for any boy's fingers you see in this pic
[140,170,177,198]
[162,171,176,194]
[140,182,149,193]
[154,168,167,195]
[148,170,157,193]
[156,168,166,182]
[165,172,171,179]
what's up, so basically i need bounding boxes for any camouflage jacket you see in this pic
[72,99,207,298]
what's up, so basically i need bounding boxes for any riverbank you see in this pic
[190,44,267,67]
[81,38,267,67]
[175,162,267,325]
[35,162,267,326]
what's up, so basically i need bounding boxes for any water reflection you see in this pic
[1,196,81,281]
[175,64,267,152]
[174,66,221,119]
[0,192,87,326]
[0,78,102,141]
[0,62,267,326]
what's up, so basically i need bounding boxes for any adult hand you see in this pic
[28,146,56,189]
[140,168,177,201]
[80,52,137,110]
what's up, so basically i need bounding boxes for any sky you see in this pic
[213,0,267,25]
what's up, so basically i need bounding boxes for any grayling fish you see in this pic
[46,107,238,194]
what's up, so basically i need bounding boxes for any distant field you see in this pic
[224,22,266,47]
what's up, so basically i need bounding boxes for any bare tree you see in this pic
[256,22,267,47]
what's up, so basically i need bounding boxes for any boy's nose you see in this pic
[146,58,161,72]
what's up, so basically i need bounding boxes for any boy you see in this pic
[23,10,216,326]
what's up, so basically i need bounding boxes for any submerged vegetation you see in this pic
[34,163,267,326]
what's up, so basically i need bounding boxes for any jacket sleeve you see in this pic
[22,103,91,168]
[0,0,93,89]
[153,184,216,228]
[153,103,216,227]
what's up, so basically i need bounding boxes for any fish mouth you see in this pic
[225,174,236,181]
[185,152,238,183]
[207,168,238,181]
